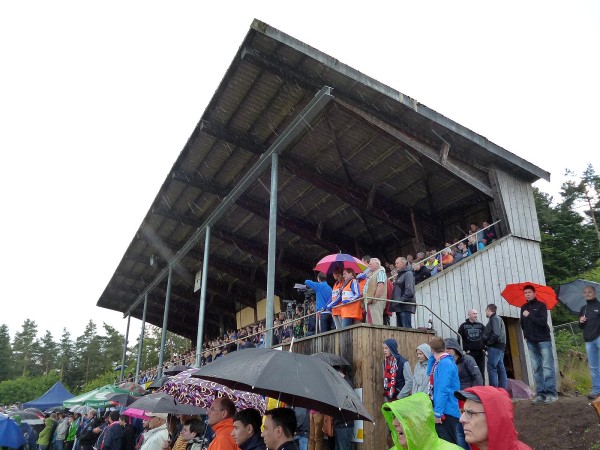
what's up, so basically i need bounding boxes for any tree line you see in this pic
[0,165,598,405]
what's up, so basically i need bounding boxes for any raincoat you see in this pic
[37,417,55,446]
[460,386,532,450]
[382,392,462,449]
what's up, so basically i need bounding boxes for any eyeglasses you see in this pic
[459,408,485,419]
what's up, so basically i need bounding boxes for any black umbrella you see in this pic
[558,279,600,314]
[105,393,139,406]
[163,365,191,376]
[127,392,206,415]
[147,376,170,391]
[44,406,66,414]
[191,348,373,422]
[310,352,350,367]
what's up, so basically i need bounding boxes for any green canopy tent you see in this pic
[63,385,131,408]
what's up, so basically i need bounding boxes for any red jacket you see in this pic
[462,386,532,450]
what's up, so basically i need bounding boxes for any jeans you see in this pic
[319,313,335,334]
[55,440,64,450]
[334,425,353,450]
[435,414,460,445]
[487,346,507,389]
[295,436,308,450]
[396,311,412,328]
[341,318,354,328]
[332,315,342,330]
[39,446,48,450]
[527,340,557,397]
[585,334,600,395]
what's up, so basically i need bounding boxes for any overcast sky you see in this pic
[1,1,598,345]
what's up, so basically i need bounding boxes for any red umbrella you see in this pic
[313,253,367,274]
[500,282,558,309]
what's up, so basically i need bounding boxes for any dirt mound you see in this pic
[513,395,600,449]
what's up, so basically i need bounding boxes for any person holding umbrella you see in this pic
[520,285,558,404]
[579,285,600,400]
[325,268,344,330]
[337,268,362,328]
[231,409,265,450]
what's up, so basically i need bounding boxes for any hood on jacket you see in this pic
[444,338,463,359]
[382,392,462,450]
[384,338,401,359]
[457,386,531,450]
[416,343,432,363]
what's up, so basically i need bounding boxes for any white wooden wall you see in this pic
[493,169,541,242]
[414,235,546,336]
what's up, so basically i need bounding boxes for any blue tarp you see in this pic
[23,381,74,409]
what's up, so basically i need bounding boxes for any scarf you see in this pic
[428,353,451,400]
[383,355,398,399]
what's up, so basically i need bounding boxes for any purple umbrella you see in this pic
[158,368,266,414]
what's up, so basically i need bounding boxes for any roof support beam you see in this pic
[334,98,494,198]
[123,87,333,318]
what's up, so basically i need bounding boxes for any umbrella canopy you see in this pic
[63,385,131,408]
[121,408,151,420]
[6,411,44,425]
[558,279,600,315]
[44,406,66,414]
[159,368,266,413]
[500,282,558,310]
[0,415,26,449]
[127,392,206,415]
[163,365,192,376]
[146,376,170,391]
[69,405,92,415]
[118,382,146,396]
[191,348,373,422]
[310,352,350,367]
[22,408,45,418]
[105,393,139,407]
[313,253,366,275]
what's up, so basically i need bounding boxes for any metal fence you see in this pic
[553,321,586,357]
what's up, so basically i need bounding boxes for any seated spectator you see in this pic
[467,234,484,255]
[455,240,469,260]
[424,252,439,276]
[469,223,484,243]
[482,221,497,244]
[440,248,454,268]
[413,262,431,285]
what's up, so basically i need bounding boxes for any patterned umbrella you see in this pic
[313,253,366,274]
[159,368,266,414]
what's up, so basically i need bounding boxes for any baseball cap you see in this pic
[454,390,482,403]
[146,412,168,419]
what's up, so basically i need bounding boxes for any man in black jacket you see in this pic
[520,285,558,404]
[458,309,486,377]
[580,285,600,400]
[482,304,507,389]
[78,410,100,450]
[391,257,416,328]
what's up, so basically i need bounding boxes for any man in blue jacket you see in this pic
[427,336,467,449]
[304,272,333,333]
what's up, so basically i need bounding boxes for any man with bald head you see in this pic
[458,309,486,377]
[363,257,387,325]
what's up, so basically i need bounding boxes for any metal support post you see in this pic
[134,293,148,384]
[157,266,173,378]
[265,153,278,347]
[119,314,131,382]
[195,226,211,367]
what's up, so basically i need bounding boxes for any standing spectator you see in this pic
[411,343,432,395]
[326,268,344,330]
[55,413,70,450]
[457,309,486,377]
[482,304,507,389]
[231,409,265,450]
[38,416,55,450]
[383,338,413,401]
[337,268,361,328]
[119,416,136,450]
[65,415,78,450]
[261,408,299,450]
[304,272,333,334]
[293,408,309,450]
[206,397,238,450]
[481,221,497,244]
[455,387,532,449]
[382,393,462,450]
[579,285,600,400]
[426,337,465,449]
[391,257,416,328]
[412,261,431,285]
[304,301,317,337]
[444,338,484,389]
[140,414,168,450]
[78,410,100,450]
[520,284,558,404]
[97,411,124,450]
[180,419,206,450]
[363,258,387,325]
[307,411,323,450]
[332,368,355,450]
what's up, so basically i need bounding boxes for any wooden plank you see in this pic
[525,183,542,241]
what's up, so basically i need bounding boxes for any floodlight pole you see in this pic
[195,226,211,367]
[134,293,148,384]
[265,153,278,347]
[119,314,131,382]
[157,266,173,378]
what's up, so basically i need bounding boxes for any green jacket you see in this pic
[382,392,462,450]
[37,418,55,446]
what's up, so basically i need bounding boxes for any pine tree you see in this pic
[12,319,39,376]
[0,324,14,381]
[38,330,58,375]
[57,328,76,388]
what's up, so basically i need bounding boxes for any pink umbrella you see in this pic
[159,368,266,414]
[121,408,151,420]
[313,253,367,274]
